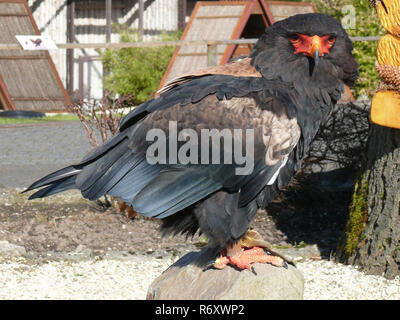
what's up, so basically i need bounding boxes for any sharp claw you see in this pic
[282,261,288,269]
[213,254,230,270]
[202,262,216,271]
[251,265,257,275]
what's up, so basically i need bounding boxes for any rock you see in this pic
[74,244,87,253]
[73,245,93,258]
[274,244,321,263]
[147,249,304,300]
[0,240,26,258]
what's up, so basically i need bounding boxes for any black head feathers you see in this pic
[250,13,359,88]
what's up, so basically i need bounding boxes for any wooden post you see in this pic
[104,0,112,98]
[139,0,144,39]
[106,0,112,43]
[0,74,15,110]
[178,0,187,31]
[67,0,75,95]
[207,43,218,66]
[78,56,84,100]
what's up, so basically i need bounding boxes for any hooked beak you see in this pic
[308,35,322,75]
[291,34,332,75]
[313,48,320,66]
[309,35,323,65]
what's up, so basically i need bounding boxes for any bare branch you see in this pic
[66,92,135,148]
[303,101,370,173]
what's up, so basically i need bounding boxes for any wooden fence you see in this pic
[0,36,381,66]
[0,36,381,98]
[0,36,382,51]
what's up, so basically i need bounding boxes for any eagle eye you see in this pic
[327,35,336,45]
[289,34,300,43]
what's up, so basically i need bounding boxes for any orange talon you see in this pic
[212,230,291,271]
[228,246,284,271]
[214,246,286,271]
[213,248,230,269]
[214,255,230,269]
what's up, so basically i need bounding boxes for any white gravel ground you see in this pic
[0,256,176,300]
[0,255,399,300]
[296,260,400,300]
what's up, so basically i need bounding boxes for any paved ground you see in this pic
[0,121,93,188]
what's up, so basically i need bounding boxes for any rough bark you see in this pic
[336,124,400,279]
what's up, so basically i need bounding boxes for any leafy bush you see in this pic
[101,26,181,105]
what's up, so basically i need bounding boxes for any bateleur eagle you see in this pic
[25,13,359,271]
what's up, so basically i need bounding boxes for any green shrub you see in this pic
[101,26,181,105]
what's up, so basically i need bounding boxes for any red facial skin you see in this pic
[290,33,336,58]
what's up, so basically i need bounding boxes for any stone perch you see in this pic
[147,248,304,300]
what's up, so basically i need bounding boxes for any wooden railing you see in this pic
[0,36,380,96]
[0,36,381,51]
[0,36,381,69]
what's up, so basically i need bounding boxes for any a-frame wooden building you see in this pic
[0,0,71,112]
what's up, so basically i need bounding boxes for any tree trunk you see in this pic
[336,123,400,279]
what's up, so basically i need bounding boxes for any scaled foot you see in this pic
[213,229,293,272]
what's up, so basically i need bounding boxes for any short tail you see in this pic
[23,166,81,199]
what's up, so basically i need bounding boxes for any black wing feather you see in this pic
[132,168,220,217]
[26,75,305,248]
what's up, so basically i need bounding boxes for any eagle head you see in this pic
[250,13,359,89]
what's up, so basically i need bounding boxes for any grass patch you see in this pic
[0,114,79,125]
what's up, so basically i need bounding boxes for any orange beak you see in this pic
[292,34,328,61]
[309,35,323,61]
